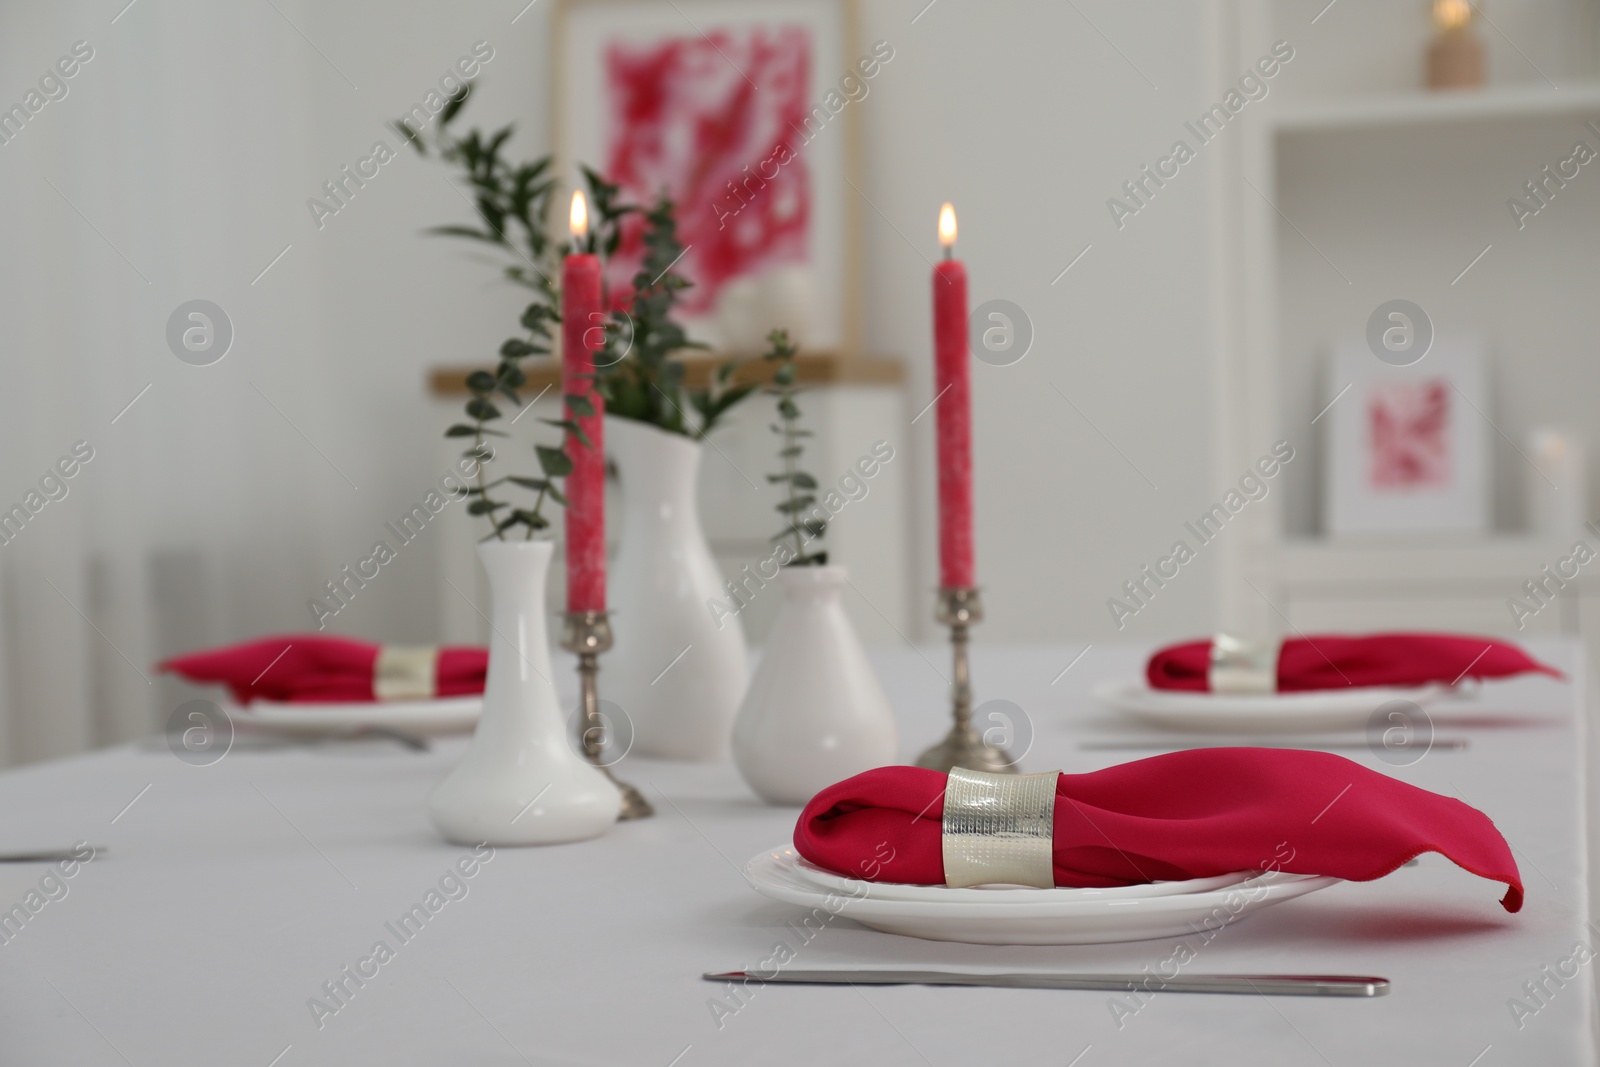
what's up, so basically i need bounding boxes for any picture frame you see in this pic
[552,0,865,356]
[1324,337,1489,536]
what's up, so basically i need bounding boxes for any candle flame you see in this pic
[1433,0,1471,31]
[938,202,957,249]
[569,189,589,238]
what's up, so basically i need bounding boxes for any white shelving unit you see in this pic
[1271,81,1600,132]
[1216,15,1600,638]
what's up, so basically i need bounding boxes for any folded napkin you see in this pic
[1147,633,1561,692]
[159,636,487,704]
[795,751,1523,912]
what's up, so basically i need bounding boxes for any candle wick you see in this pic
[943,246,953,261]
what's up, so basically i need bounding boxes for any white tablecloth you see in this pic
[0,641,1592,1066]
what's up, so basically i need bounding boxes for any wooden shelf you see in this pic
[428,350,903,397]
[1270,82,1600,134]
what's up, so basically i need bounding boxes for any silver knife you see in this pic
[703,970,1388,997]
[1080,738,1467,752]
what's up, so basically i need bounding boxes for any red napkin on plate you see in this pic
[795,751,1523,912]
[158,636,487,704]
[1147,633,1561,692]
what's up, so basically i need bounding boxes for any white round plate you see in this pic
[746,847,1338,945]
[790,856,1255,904]
[225,697,481,738]
[1092,679,1451,733]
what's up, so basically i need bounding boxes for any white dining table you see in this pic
[0,640,1593,1066]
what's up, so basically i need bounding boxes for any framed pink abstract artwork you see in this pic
[556,0,862,354]
[1368,379,1451,490]
[1326,339,1488,535]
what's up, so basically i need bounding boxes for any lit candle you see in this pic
[563,190,606,614]
[1427,0,1483,90]
[933,202,975,590]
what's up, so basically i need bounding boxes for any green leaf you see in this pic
[465,370,497,393]
[717,384,757,410]
[539,417,593,449]
[467,499,506,516]
[501,338,535,358]
[775,496,817,514]
[536,445,573,477]
[439,82,472,124]
[465,398,501,421]
[791,472,817,489]
[394,121,426,154]
[521,303,552,331]
[426,225,502,244]
[505,476,550,491]
[564,393,595,417]
[445,424,478,437]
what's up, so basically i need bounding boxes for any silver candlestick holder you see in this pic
[914,587,1015,774]
[560,611,653,820]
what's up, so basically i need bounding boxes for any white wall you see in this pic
[854,1,1226,642]
[19,0,1591,760]
[251,0,1235,648]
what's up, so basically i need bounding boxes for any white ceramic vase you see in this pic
[606,416,750,760]
[732,565,898,805]
[428,540,619,846]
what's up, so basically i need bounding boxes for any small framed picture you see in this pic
[1324,337,1489,536]
[553,0,866,354]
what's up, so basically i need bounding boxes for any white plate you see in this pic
[225,697,481,738]
[789,856,1256,904]
[746,847,1339,945]
[1093,679,1451,733]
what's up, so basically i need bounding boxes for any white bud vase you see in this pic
[606,416,750,760]
[732,565,898,805]
[428,540,619,846]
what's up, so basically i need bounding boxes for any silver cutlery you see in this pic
[1079,738,1467,752]
[140,727,431,753]
[342,725,431,751]
[703,969,1389,997]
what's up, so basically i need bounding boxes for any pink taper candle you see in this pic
[563,190,606,613]
[932,203,975,589]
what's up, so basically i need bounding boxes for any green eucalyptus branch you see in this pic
[404,82,589,540]
[763,330,826,566]
[582,181,754,440]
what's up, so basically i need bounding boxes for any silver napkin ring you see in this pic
[373,645,439,702]
[941,766,1057,888]
[1209,634,1280,694]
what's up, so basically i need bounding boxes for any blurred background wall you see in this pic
[0,0,1594,765]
